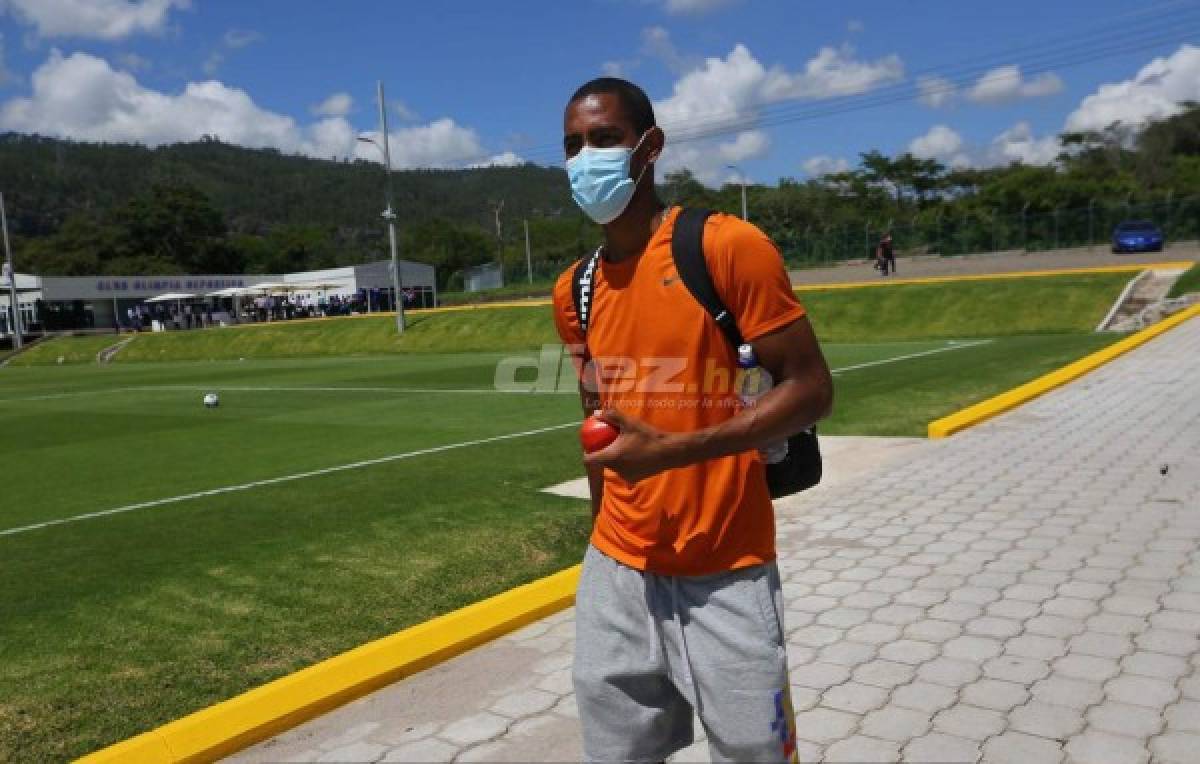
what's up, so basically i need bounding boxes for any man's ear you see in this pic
[643,125,665,164]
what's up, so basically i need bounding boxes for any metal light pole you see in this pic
[491,199,505,271]
[1,192,21,349]
[726,164,748,220]
[357,81,405,333]
[523,218,533,284]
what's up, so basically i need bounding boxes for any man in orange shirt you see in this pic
[553,77,833,762]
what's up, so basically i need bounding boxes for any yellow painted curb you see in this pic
[794,261,1192,292]
[77,564,582,764]
[928,302,1200,438]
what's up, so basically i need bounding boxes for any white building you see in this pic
[1,259,436,335]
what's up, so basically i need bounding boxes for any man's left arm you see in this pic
[588,316,831,482]
[586,220,833,483]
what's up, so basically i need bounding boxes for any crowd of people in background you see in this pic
[123,303,215,331]
[119,287,424,332]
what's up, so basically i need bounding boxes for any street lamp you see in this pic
[725,164,748,220]
[1,192,20,349]
[357,80,405,333]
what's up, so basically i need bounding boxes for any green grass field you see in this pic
[0,271,1130,761]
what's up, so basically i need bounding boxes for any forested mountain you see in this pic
[2,103,1197,288]
[0,134,591,288]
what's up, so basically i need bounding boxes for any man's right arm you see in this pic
[551,268,602,522]
[578,369,604,522]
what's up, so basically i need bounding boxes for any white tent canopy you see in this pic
[144,292,196,302]
[287,281,347,291]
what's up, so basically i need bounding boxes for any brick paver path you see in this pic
[234,317,1200,764]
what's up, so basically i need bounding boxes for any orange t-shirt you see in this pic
[552,207,806,576]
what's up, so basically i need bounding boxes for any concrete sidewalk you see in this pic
[234,316,1200,764]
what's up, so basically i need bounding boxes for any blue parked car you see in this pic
[1111,220,1164,253]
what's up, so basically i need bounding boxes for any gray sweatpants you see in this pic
[573,545,798,763]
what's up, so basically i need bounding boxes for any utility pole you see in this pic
[523,218,533,284]
[491,199,505,282]
[1,192,21,349]
[357,82,405,332]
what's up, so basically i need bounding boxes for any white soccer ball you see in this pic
[203,392,220,408]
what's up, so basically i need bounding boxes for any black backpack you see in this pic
[571,207,821,499]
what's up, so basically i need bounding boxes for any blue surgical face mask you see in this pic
[566,131,649,225]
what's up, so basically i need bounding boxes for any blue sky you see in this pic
[1,0,1198,186]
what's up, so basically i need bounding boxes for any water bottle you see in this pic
[735,343,788,464]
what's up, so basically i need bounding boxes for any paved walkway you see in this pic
[234,316,1200,764]
[789,242,1198,286]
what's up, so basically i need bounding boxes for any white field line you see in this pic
[0,387,145,404]
[0,422,577,538]
[831,339,993,374]
[142,385,571,395]
[0,340,994,404]
[0,339,996,537]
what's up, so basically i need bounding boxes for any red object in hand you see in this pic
[580,413,619,453]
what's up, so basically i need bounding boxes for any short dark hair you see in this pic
[568,77,656,135]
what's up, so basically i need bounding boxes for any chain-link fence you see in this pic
[781,196,1200,267]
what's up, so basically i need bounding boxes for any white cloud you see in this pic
[802,155,849,177]
[641,26,694,74]
[468,151,524,168]
[651,43,902,185]
[905,121,1061,169]
[360,119,485,169]
[967,65,1063,104]
[222,28,259,49]
[115,51,151,71]
[1065,44,1200,133]
[847,19,864,34]
[3,0,189,41]
[663,0,737,14]
[762,44,904,100]
[907,124,970,168]
[601,60,626,77]
[311,91,353,117]
[0,50,488,167]
[392,98,418,122]
[987,121,1060,165]
[202,51,222,76]
[917,75,956,108]
[717,129,768,162]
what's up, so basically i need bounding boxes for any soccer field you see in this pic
[0,333,1116,759]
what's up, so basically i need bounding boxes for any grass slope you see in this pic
[1167,262,1200,298]
[7,335,122,366]
[13,271,1130,365]
[801,273,1130,342]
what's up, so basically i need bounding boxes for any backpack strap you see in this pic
[671,208,745,350]
[570,247,602,337]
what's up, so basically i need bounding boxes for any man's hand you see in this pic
[583,408,683,484]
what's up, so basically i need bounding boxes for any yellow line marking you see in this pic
[77,565,582,763]
[928,303,1200,438]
